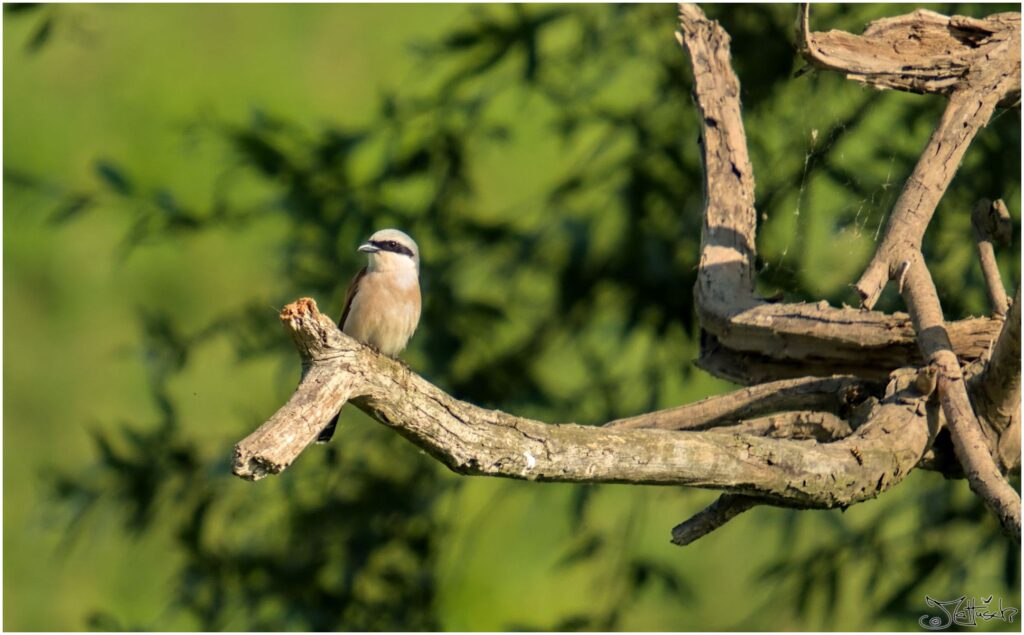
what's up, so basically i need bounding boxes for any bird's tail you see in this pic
[316,409,341,443]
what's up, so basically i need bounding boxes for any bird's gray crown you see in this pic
[366,228,419,264]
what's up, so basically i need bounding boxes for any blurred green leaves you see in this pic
[4,3,1020,631]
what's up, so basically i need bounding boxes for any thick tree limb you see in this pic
[972,198,1013,317]
[900,257,1021,541]
[799,5,1021,102]
[799,6,1023,309]
[676,4,1003,382]
[605,375,868,431]
[233,299,935,513]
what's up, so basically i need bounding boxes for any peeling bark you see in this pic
[799,5,1021,102]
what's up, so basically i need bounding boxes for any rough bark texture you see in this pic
[234,299,935,513]
[798,5,1022,309]
[606,375,870,432]
[680,4,1004,380]
[799,6,1021,102]
[232,4,1020,545]
[901,257,1020,541]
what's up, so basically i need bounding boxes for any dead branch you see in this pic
[798,6,1022,309]
[605,375,869,431]
[671,494,762,546]
[970,287,1021,473]
[799,5,1021,103]
[233,299,935,514]
[900,256,1021,541]
[694,327,997,385]
[231,4,1019,547]
[677,4,1004,381]
[972,198,1013,317]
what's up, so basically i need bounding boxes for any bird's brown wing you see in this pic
[338,265,367,329]
[320,266,367,444]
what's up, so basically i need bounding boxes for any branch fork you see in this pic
[232,4,1020,546]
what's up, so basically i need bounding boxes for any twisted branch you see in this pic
[232,4,1019,547]
[680,3,1004,382]
[798,5,1022,309]
[233,299,933,516]
[900,257,1021,541]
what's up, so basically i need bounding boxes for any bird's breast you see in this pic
[342,271,421,356]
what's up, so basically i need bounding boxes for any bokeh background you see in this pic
[4,3,1021,631]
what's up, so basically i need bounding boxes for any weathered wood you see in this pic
[231,4,1020,546]
[901,256,1021,542]
[234,299,364,480]
[677,4,1004,380]
[606,375,868,431]
[972,199,1013,317]
[970,288,1021,474]
[799,5,1021,102]
[798,5,1022,309]
[232,298,933,512]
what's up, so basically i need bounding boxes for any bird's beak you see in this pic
[357,243,379,254]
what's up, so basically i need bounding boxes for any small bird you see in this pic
[317,228,422,443]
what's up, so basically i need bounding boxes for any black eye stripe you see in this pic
[370,239,415,258]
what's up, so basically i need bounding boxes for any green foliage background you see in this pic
[4,3,1020,631]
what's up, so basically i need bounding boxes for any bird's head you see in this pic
[358,228,420,273]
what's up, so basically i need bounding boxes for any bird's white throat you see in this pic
[367,251,419,277]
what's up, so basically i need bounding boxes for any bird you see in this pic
[317,228,422,443]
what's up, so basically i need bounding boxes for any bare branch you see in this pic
[712,411,852,442]
[695,328,998,385]
[606,375,867,431]
[970,287,1021,473]
[233,299,935,514]
[799,5,1021,102]
[231,5,1019,549]
[972,198,1013,317]
[234,299,363,479]
[803,6,1022,309]
[676,3,1004,381]
[900,257,1021,541]
[671,494,762,546]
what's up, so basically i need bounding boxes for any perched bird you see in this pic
[317,228,422,443]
